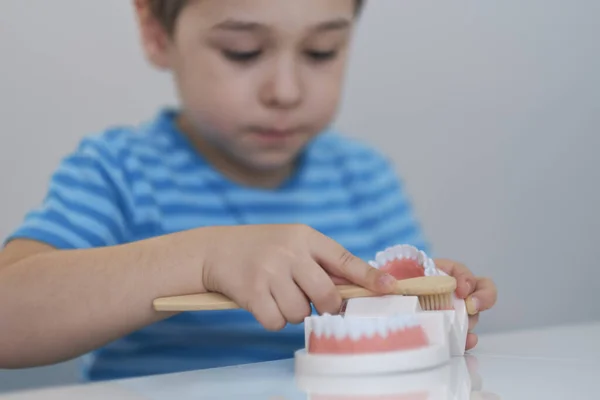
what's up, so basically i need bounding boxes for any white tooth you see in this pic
[376,318,389,338]
[362,318,377,339]
[375,251,387,266]
[314,314,330,339]
[398,314,418,331]
[408,245,416,259]
[406,245,419,260]
[368,260,379,268]
[348,318,365,341]
[333,315,346,340]
[386,316,396,332]
[312,316,323,337]
[391,315,403,332]
[421,251,436,275]
[419,250,429,265]
[394,245,405,260]
[391,245,403,260]
[390,245,402,261]
[388,315,400,332]
[385,248,396,263]
[341,318,353,340]
[323,314,334,339]
[323,314,334,333]
[417,250,425,265]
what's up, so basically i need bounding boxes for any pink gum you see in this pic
[379,258,425,280]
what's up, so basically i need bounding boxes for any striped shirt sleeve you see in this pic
[6,137,130,250]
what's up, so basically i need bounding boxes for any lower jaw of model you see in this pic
[308,313,429,354]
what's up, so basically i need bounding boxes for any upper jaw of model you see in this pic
[368,244,446,277]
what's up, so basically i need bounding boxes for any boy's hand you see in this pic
[199,224,398,330]
[434,259,498,350]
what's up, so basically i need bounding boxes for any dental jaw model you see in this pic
[349,245,469,358]
[294,245,470,376]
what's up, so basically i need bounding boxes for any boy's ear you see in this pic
[133,0,172,70]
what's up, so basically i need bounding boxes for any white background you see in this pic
[1,0,599,393]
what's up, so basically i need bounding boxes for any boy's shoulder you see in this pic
[74,119,167,155]
[65,110,193,170]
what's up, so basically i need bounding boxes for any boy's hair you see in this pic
[149,0,366,35]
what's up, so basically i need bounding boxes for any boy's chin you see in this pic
[237,148,305,173]
[243,153,299,172]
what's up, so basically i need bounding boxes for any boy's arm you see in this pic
[0,138,202,368]
[0,232,206,369]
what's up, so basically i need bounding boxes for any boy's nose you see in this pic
[260,57,303,110]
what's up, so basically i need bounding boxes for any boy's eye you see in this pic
[222,49,262,62]
[220,49,338,64]
[305,50,338,62]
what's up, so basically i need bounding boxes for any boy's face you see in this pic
[137,0,356,174]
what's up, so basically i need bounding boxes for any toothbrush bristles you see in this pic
[419,294,453,311]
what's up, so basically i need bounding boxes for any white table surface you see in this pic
[2,321,599,399]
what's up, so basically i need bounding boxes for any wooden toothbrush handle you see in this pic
[153,285,378,312]
[153,292,239,311]
[152,277,479,314]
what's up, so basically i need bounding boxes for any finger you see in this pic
[330,276,352,285]
[309,231,396,293]
[469,277,497,313]
[434,259,477,299]
[293,259,343,315]
[466,332,478,350]
[469,313,480,332]
[464,354,479,372]
[270,280,313,324]
[247,295,287,331]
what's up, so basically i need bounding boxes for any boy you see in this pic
[0,0,497,382]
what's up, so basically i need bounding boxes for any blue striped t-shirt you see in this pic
[7,109,429,381]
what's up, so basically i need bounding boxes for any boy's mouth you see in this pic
[256,129,294,137]
[248,126,304,146]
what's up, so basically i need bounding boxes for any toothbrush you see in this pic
[153,275,476,314]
